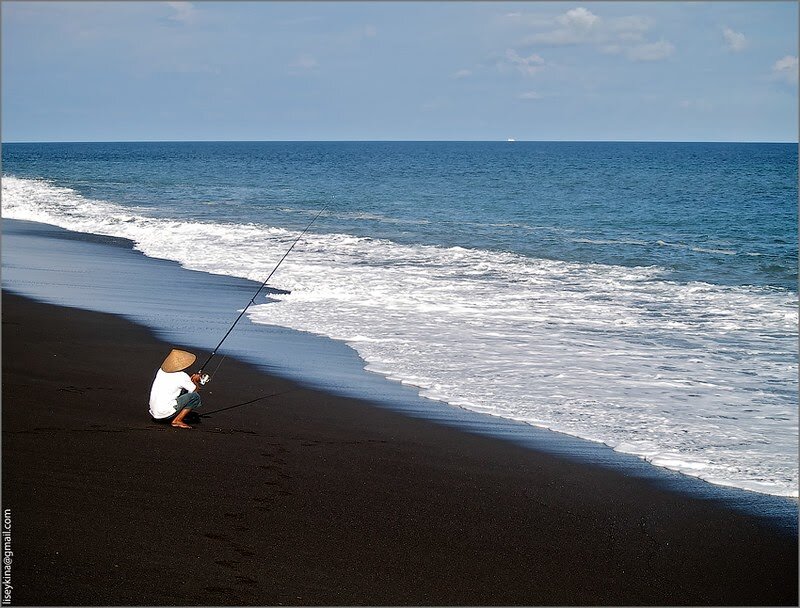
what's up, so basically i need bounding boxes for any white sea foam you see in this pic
[3,175,798,497]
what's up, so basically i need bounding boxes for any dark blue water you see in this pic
[3,141,797,291]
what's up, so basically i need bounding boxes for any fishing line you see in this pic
[207,352,227,380]
[197,204,328,376]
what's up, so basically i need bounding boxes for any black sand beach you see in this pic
[2,291,797,606]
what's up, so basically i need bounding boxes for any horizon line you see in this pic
[3,138,798,145]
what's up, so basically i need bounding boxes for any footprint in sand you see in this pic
[235,575,258,587]
[58,386,85,394]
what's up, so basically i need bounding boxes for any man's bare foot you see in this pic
[171,407,193,429]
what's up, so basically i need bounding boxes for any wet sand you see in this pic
[2,291,797,605]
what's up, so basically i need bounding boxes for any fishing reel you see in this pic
[198,373,211,386]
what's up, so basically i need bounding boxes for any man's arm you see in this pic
[179,372,201,393]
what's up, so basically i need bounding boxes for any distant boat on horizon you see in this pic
[507,138,515,142]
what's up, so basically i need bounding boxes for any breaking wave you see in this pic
[3,175,798,497]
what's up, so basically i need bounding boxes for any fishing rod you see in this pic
[196,204,328,380]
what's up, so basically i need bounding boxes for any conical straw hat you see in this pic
[161,349,196,373]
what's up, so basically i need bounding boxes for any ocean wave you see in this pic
[3,175,798,497]
[573,237,743,256]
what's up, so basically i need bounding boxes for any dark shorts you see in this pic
[151,392,202,422]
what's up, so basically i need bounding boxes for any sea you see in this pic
[2,141,797,498]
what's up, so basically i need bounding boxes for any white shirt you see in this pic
[149,369,197,419]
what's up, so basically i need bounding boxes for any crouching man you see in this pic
[149,348,203,429]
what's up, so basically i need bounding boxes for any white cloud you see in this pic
[165,1,196,25]
[503,49,545,76]
[774,55,798,71]
[518,6,672,63]
[772,55,799,84]
[487,5,672,93]
[627,39,675,62]
[558,7,600,30]
[453,69,472,79]
[722,27,747,52]
[526,7,601,46]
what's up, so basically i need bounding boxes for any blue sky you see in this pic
[2,1,797,142]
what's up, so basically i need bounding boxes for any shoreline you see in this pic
[2,291,798,605]
[2,218,799,511]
